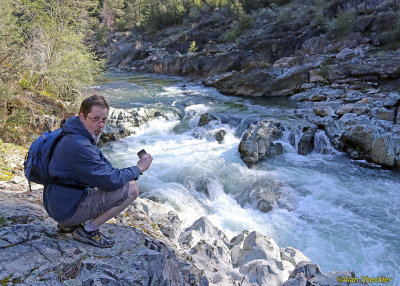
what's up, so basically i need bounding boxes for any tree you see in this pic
[15,0,104,100]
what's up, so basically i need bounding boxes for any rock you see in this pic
[237,231,280,265]
[298,126,317,155]
[215,129,226,143]
[238,120,284,167]
[313,104,336,117]
[336,47,355,59]
[0,193,205,286]
[280,247,311,268]
[309,93,327,101]
[239,259,293,286]
[31,115,63,132]
[99,107,154,145]
[283,261,365,286]
[397,108,400,125]
[309,69,326,83]
[179,217,228,249]
[199,113,217,126]
[214,65,310,97]
[336,103,354,116]
[371,107,395,122]
[205,40,219,55]
[339,124,400,167]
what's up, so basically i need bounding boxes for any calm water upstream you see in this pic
[92,72,400,283]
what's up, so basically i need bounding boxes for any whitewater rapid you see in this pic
[94,72,400,283]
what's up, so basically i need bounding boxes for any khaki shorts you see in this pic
[59,183,130,226]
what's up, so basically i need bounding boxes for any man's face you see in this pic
[79,106,109,139]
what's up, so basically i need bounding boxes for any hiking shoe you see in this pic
[57,224,80,233]
[72,226,115,248]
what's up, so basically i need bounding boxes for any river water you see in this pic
[93,72,400,283]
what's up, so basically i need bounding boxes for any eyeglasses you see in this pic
[85,115,109,124]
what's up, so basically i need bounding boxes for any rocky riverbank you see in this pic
[0,185,362,286]
[100,1,400,169]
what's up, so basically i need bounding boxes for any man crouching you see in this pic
[43,95,152,248]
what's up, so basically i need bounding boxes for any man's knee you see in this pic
[128,180,139,200]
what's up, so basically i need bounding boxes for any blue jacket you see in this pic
[43,116,140,222]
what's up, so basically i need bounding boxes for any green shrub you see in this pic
[188,41,198,53]
[224,28,239,42]
[6,109,29,127]
[378,20,400,47]
[313,11,328,30]
[95,23,109,46]
[238,14,253,31]
[332,9,355,36]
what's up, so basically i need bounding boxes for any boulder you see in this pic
[0,193,206,286]
[280,247,311,268]
[214,66,310,97]
[283,261,365,286]
[339,124,400,167]
[205,40,219,55]
[99,107,154,145]
[236,231,281,265]
[215,129,226,143]
[335,103,354,116]
[199,113,217,126]
[298,125,318,155]
[313,104,336,117]
[238,120,284,167]
[371,107,395,122]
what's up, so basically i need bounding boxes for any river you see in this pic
[92,72,400,283]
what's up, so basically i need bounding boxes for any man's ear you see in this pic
[79,112,85,122]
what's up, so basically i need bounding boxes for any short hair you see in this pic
[79,95,109,115]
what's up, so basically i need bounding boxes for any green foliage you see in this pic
[188,41,198,52]
[224,28,239,42]
[332,9,355,36]
[313,11,328,30]
[238,14,253,31]
[142,0,188,30]
[6,110,29,127]
[242,0,269,13]
[0,214,7,227]
[95,23,110,46]
[227,0,244,18]
[378,19,400,48]
[15,0,104,102]
[224,13,253,42]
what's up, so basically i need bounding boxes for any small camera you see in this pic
[137,149,147,159]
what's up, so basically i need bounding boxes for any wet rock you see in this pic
[280,247,310,268]
[99,107,155,145]
[339,124,400,167]
[215,129,226,143]
[199,113,217,126]
[238,120,284,167]
[298,126,317,155]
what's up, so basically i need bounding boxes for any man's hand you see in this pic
[137,153,152,173]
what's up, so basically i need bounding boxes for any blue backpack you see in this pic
[24,128,65,189]
[24,129,86,191]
